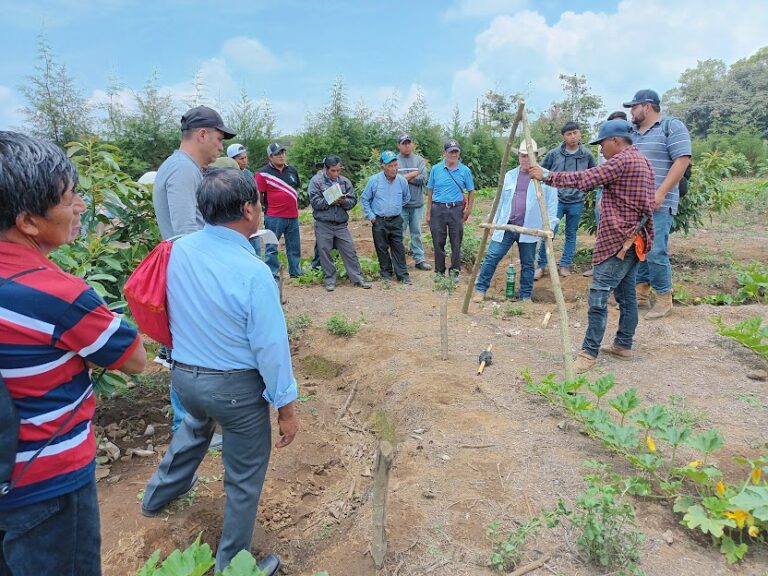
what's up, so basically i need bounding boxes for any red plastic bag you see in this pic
[124,240,174,347]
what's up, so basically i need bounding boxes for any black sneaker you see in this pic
[355,281,372,289]
[449,269,460,282]
[400,276,412,285]
[325,284,336,292]
[415,261,432,271]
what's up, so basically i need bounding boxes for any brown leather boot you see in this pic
[636,282,651,309]
[646,291,673,319]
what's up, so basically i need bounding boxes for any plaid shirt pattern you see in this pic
[547,146,656,264]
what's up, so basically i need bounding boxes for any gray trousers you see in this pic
[142,366,272,572]
[314,220,365,285]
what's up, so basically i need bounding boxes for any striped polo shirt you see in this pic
[0,242,140,510]
[631,117,691,214]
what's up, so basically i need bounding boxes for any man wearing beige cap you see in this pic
[472,139,558,303]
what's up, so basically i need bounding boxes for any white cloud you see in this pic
[221,36,302,73]
[445,0,528,20]
[451,1,768,120]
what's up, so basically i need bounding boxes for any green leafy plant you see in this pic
[137,534,331,575]
[287,313,312,338]
[433,275,458,293]
[485,516,544,571]
[549,462,645,575]
[524,371,768,562]
[325,312,364,337]
[713,315,768,361]
[735,262,768,304]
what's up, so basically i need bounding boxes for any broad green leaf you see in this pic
[582,407,610,427]
[217,549,267,576]
[673,495,695,514]
[597,421,639,450]
[720,536,748,564]
[135,550,160,576]
[682,504,734,537]
[661,480,683,497]
[656,425,691,447]
[628,453,663,472]
[608,388,640,416]
[631,405,671,430]
[88,273,118,282]
[730,486,768,521]
[587,373,615,400]
[625,476,653,497]
[686,429,725,454]
[564,393,592,413]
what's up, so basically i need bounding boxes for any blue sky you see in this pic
[1,0,766,135]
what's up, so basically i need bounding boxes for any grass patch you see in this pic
[368,410,399,444]
[325,312,365,337]
[300,355,343,379]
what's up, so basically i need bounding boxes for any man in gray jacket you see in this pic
[309,155,371,292]
[152,105,235,439]
[535,121,596,278]
[397,133,431,271]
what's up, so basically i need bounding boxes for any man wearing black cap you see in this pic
[152,105,235,439]
[396,133,431,271]
[256,143,302,278]
[425,140,476,280]
[623,89,691,319]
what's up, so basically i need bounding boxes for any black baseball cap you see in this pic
[623,89,660,108]
[267,143,287,156]
[180,106,236,139]
[444,139,461,152]
[398,133,413,144]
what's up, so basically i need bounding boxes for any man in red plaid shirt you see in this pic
[529,119,655,373]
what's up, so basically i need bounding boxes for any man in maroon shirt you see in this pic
[529,120,655,373]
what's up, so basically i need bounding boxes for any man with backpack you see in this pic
[624,90,691,319]
[0,132,147,576]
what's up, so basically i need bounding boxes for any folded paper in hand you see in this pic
[322,183,343,204]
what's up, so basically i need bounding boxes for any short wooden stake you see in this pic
[440,292,449,361]
[371,441,394,569]
[541,311,552,328]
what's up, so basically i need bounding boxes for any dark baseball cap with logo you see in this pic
[444,139,461,152]
[180,106,236,139]
[398,133,413,144]
[622,89,660,108]
[267,143,287,156]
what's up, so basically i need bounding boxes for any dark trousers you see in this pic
[429,203,463,274]
[142,367,272,572]
[372,215,408,280]
[0,478,101,576]
[314,220,365,286]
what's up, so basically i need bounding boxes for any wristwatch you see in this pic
[541,168,551,181]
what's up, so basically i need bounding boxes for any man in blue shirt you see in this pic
[426,140,476,279]
[361,151,411,284]
[141,169,297,574]
[624,89,691,319]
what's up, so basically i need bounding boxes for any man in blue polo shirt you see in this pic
[426,140,476,279]
[624,89,691,319]
[361,151,411,284]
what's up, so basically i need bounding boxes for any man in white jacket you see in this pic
[472,139,558,303]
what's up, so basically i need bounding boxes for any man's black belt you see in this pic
[432,201,462,208]
[375,214,401,220]
[172,360,255,375]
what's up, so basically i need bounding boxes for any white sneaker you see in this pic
[153,355,171,369]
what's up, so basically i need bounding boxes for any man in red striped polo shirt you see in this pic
[255,143,302,278]
[0,132,147,576]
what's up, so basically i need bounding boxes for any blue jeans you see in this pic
[0,478,101,576]
[475,231,536,299]
[538,201,585,269]
[582,250,640,358]
[635,208,673,295]
[264,216,302,277]
[401,205,426,264]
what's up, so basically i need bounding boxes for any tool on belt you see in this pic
[616,214,649,261]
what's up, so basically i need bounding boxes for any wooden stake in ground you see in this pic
[520,107,575,381]
[462,101,526,313]
[440,292,449,360]
[371,440,394,569]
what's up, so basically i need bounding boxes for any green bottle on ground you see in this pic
[505,264,516,299]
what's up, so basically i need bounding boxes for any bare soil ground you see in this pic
[98,194,767,576]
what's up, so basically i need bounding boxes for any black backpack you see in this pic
[662,117,692,198]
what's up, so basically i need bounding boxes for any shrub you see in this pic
[326,312,364,337]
